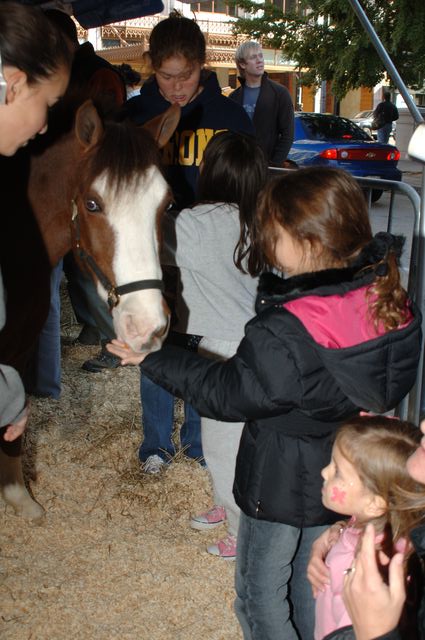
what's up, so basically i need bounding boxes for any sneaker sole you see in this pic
[207,550,236,560]
[190,519,226,531]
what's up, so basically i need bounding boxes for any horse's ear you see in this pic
[142,103,181,149]
[75,100,104,150]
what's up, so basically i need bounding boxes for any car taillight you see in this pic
[319,149,338,159]
[387,149,400,160]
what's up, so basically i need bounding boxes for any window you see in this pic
[300,115,370,141]
[190,1,236,15]
[272,0,300,13]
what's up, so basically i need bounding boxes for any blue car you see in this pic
[288,113,401,200]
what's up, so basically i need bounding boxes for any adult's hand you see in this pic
[343,523,405,640]
[307,521,346,597]
[3,406,28,442]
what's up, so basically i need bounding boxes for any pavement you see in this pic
[399,157,424,191]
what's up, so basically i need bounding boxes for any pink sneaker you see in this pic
[207,534,237,560]
[190,505,226,531]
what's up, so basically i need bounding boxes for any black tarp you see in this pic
[5,0,164,28]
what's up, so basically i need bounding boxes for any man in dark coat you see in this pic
[373,92,399,144]
[229,40,294,166]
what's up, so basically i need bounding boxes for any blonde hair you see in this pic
[335,416,425,550]
[234,40,261,77]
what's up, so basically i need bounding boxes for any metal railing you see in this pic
[357,177,423,424]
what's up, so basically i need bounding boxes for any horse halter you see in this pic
[70,200,163,310]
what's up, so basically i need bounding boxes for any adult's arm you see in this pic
[271,87,295,165]
[0,271,27,433]
[308,521,348,597]
[0,364,26,428]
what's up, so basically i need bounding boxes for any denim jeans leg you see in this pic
[291,524,329,640]
[377,122,392,144]
[26,260,63,399]
[235,512,300,640]
[180,402,203,461]
[139,375,175,462]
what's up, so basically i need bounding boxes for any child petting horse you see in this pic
[109,167,421,639]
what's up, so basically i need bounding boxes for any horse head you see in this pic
[39,100,180,354]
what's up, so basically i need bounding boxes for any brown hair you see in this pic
[335,415,425,548]
[0,2,72,84]
[197,131,268,276]
[256,167,408,331]
[148,11,206,71]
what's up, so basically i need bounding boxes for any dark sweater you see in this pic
[126,71,254,208]
[229,73,294,164]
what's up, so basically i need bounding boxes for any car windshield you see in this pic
[354,111,372,119]
[300,115,371,141]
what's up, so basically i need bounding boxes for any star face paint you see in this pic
[320,443,381,521]
[330,486,346,505]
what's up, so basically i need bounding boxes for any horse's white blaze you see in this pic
[93,168,170,352]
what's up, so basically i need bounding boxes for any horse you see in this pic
[0,99,180,519]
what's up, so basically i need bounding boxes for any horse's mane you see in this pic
[79,119,163,197]
[30,95,163,197]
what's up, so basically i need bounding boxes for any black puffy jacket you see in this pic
[141,267,421,527]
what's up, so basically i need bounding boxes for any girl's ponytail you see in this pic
[355,233,409,332]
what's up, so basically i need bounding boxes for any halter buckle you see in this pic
[107,288,120,309]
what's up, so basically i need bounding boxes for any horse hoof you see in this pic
[2,483,45,521]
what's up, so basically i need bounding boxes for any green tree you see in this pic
[231,0,425,99]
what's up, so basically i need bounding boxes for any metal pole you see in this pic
[348,0,425,422]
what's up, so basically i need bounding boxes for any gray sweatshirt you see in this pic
[0,270,26,426]
[161,202,259,341]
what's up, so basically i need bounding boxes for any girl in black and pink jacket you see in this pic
[108,167,422,640]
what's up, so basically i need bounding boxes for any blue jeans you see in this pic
[235,512,327,639]
[377,122,392,144]
[139,375,203,462]
[25,260,62,399]
[63,251,115,342]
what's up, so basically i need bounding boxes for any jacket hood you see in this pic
[256,268,375,311]
[256,266,421,417]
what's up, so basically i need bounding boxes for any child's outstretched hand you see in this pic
[343,522,406,640]
[106,339,148,366]
[307,521,346,597]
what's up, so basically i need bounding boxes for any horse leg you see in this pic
[0,434,44,520]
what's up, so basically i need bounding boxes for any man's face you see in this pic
[241,47,264,79]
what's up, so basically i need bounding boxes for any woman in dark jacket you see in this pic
[108,167,422,639]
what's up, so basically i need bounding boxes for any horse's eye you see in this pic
[86,199,101,213]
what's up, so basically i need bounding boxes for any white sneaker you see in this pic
[142,455,165,474]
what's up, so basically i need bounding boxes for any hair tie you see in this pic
[352,232,405,274]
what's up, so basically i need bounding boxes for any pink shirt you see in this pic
[314,525,360,640]
[315,525,406,640]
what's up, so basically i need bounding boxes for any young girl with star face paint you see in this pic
[315,415,425,640]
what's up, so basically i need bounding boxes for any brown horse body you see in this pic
[0,100,180,518]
